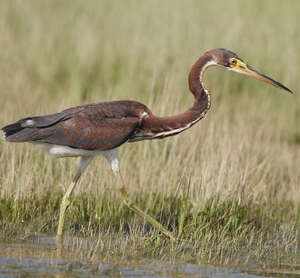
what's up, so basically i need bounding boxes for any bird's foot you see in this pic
[120,187,176,241]
[57,195,71,239]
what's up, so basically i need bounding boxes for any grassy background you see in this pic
[0,0,299,266]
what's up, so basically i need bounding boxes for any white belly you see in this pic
[32,143,120,173]
[33,143,103,158]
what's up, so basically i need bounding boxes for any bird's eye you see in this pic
[231,59,237,65]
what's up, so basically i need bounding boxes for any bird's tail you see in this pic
[2,112,69,143]
[2,119,39,142]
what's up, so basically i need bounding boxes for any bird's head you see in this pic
[207,48,293,93]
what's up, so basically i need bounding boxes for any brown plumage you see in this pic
[2,49,292,150]
[1,48,293,240]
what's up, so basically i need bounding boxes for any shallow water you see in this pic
[0,235,298,278]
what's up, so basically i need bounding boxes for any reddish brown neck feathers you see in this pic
[130,54,215,141]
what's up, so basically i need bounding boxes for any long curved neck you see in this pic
[132,53,215,141]
[188,53,215,110]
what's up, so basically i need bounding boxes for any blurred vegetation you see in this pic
[0,0,299,267]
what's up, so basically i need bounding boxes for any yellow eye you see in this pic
[230,58,237,65]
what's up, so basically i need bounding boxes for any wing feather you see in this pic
[2,101,151,150]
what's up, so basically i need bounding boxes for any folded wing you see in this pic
[2,101,147,151]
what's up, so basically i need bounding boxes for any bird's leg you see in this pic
[115,171,176,241]
[103,149,175,241]
[57,156,93,240]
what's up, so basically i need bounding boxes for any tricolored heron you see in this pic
[2,49,293,241]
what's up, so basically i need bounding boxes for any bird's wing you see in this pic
[2,101,150,150]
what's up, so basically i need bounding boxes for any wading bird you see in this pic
[2,49,293,241]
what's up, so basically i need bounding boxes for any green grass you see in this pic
[0,0,300,268]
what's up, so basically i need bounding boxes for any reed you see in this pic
[0,0,299,267]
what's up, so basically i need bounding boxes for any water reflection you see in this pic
[0,235,295,278]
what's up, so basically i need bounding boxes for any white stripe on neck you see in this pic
[199,60,217,82]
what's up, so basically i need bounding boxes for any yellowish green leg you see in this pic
[116,171,176,241]
[57,181,76,238]
[56,157,93,243]
[56,152,175,246]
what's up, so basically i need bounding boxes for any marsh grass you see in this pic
[0,0,300,268]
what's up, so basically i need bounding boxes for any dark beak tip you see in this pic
[283,86,294,94]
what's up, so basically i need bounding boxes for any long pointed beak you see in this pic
[243,64,293,94]
[233,61,293,94]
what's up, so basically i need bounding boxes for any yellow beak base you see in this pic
[231,60,293,94]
